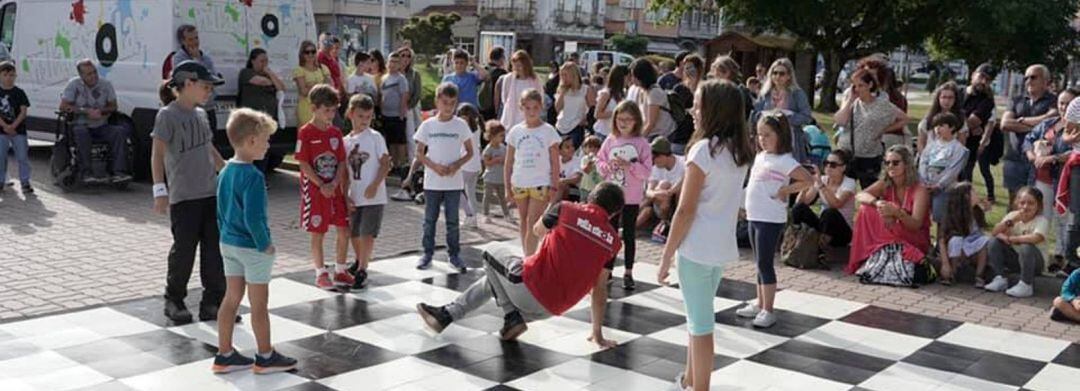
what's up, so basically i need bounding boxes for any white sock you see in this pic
[315,267,328,277]
[335,264,348,274]
[258,350,273,359]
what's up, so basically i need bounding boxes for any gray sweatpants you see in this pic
[445,243,550,322]
[987,239,1044,284]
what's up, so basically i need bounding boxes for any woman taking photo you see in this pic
[794,150,858,248]
[834,69,909,188]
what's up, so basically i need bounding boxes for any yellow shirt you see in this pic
[292,65,330,125]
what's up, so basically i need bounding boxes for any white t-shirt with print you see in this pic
[343,129,389,206]
[462,128,482,173]
[1004,210,1051,259]
[414,117,473,191]
[678,139,748,266]
[560,155,582,179]
[819,176,857,227]
[507,122,562,188]
[744,152,800,223]
[650,155,686,186]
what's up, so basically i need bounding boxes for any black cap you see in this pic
[974,63,995,78]
[170,60,224,87]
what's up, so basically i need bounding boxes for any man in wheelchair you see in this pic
[58,59,132,183]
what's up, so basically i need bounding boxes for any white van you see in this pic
[580,50,634,74]
[0,0,317,179]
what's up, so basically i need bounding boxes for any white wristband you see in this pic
[153,183,168,198]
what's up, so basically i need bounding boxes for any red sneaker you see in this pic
[333,270,355,288]
[315,272,334,290]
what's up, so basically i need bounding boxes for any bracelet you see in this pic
[152,183,168,198]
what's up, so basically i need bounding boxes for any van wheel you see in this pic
[126,112,154,182]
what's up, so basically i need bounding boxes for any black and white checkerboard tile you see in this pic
[1,240,1078,391]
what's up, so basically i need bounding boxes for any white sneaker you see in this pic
[464,215,479,229]
[752,310,777,328]
[505,213,518,224]
[1006,281,1034,298]
[670,372,690,391]
[984,275,1009,292]
[735,303,761,318]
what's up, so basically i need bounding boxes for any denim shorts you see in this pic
[221,243,275,284]
[677,254,725,336]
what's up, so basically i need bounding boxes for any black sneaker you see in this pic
[253,350,297,374]
[164,300,193,324]
[347,260,360,275]
[1051,308,1067,322]
[211,351,254,374]
[499,310,528,341]
[416,303,452,333]
[622,274,636,290]
[352,268,368,290]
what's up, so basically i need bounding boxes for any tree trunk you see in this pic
[816,51,844,113]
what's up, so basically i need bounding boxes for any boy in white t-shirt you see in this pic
[414,83,476,272]
[637,137,684,234]
[556,137,583,201]
[343,94,390,289]
[346,52,377,101]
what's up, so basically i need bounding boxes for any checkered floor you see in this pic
[1,240,1078,391]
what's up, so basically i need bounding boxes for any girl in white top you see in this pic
[594,65,628,141]
[497,50,543,130]
[738,111,813,329]
[658,80,755,391]
[555,62,595,147]
[456,103,485,229]
[504,88,561,256]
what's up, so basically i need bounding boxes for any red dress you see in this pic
[845,184,931,274]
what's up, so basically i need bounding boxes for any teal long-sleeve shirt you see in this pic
[217,160,272,251]
[1062,269,1080,302]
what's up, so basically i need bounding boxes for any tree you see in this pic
[398,12,462,62]
[610,34,649,56]
[650,0,949,112]
[926,0,1079,75]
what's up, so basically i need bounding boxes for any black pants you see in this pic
[850,156,882,189]
[963,150,997,201]
[610,204,640,271]
[792,203,852,247]
[165,197,226,306]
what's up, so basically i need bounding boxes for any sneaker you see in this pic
[984,275,1009,292]
[499,310,528,341]
[974,277,986,289]
[164,300,193,324]
[391,189,413,202]
[505,213,517,224]
[83,175,108,184]
[752,310,777,328]
[671,372,690,391]
[622,274,636,290]
[20,183,33,194]
[1051,308,1067,322]
[416,254,433,270]
[253,350,297,374]
[735,303,761,318]
[199,303,220,322]
[463,215,478,229]
[352,268,368,290]
[448,255,467,273]
[416,303,452,334]
[333,270,355,289]
[1006,281,1034,298]
[111,174,132,183]
[347,260,360,275]
[211,351,254,374]
[315,272,334,290]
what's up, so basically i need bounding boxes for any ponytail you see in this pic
[159,81,177,105]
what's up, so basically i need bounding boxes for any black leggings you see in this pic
[963,151,997,201]
[611,204,640,271]
[851,156,882,189]
[791,203,853,247]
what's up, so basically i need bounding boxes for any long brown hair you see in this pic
[611,100,643,138]
[510,50,535,79]
[941,182,987,239]
[298,40,316,68]
[926,81,963,127]
[881,144,917,189]
[690,79,753,166]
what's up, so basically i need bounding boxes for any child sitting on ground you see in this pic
[937,182,991,286]
[1051,264,1080,323]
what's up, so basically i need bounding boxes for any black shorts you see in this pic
[381,117,407,145]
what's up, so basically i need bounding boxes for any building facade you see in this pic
[604,0,719,56]
[312,0,412,55]
[478,0,606,64]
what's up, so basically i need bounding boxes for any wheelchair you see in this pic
[50,111,134,192]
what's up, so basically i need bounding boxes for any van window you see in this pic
[0,3,14,50]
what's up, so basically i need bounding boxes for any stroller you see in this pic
[50,111,133,191]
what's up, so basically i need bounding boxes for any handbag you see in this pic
[781,224,827,269]
[856,243,917,287]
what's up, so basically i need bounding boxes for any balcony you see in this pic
[479,0,536,22]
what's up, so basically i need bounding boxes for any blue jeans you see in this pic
[73,123,130,175]
[423,190,461,257]
[0,134,30,185]
[1003,159,1032,194]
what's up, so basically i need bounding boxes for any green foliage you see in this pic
[925,0,1079,72]
[610,34,649,56]
[398,12,462,61]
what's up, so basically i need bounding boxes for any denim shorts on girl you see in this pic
[677,254,725,336]
[221,243,276,284]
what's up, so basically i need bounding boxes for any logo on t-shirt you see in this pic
[314,151,339,182]
[608,144,639,186]
[575,217,616,246]
[348,144,369,181]
[330,137,340,150]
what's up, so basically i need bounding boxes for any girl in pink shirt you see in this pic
[598,100,653,289]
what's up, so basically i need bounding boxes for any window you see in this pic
[0,3,15,50]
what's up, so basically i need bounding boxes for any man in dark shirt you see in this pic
[658,51,689,91]
[961,64,998,195]
[1002,64,1058,204]
[417,182,625,348]
[480,46,508,121]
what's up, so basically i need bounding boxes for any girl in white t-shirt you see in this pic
[794,150,857,248]
[738,111,812,329]
[498,50,543,130]
[456,103,484,229]
[505,89,561,256]
[657,80,755,391]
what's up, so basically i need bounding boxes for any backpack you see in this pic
[781,224,827,270]
[804,124,832,166]
[666,85,694,145]
[478,66,506,114]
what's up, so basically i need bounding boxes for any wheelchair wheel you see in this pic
[50,139,78,192]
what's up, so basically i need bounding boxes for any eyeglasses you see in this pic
[771,71,788,76]
[824,161,844,168]
[303,50,316,55]
[884,159,904,167]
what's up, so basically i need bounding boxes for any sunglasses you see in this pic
[303,50,316,54]
[824,161,844,168]
[884,159,904,167]
[771,71,788,76]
